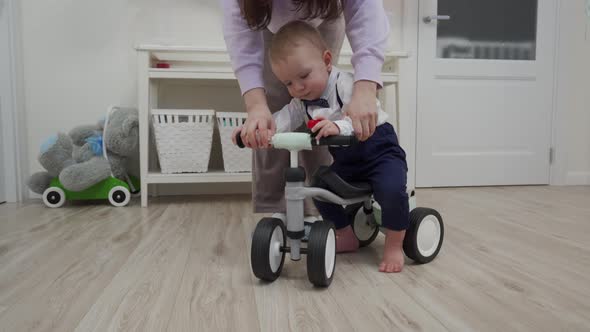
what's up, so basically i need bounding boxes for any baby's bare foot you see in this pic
[336,226,359,253]
[379,230,406,273]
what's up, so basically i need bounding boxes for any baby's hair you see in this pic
[269,21,329,63]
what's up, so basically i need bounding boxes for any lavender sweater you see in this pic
[221,0,390,95]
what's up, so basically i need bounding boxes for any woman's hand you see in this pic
[345,80,378,141]
[311,120,340,140]
[231,126,243,146]
[242,88,276,148]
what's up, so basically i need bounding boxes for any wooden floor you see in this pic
[0,186,589,331]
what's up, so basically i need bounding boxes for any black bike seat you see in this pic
[311,166,372,199]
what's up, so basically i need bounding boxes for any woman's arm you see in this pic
[221,0,275,148]
[342,0,390,86]
[342,0,390,141]
[220,0,265,95]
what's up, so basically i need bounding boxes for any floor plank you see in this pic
[0,186,588,331]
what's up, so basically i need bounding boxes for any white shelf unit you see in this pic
[137,45,406,207]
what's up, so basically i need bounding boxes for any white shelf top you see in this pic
[136,44,409,59]
[139,45,402,84]
[148,70,236,80]
[148,69,397,83]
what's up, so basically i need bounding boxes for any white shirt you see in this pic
[273,67,388,136]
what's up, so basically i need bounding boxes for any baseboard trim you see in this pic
[565,172,590,185]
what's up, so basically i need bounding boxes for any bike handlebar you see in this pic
[235,131,358,149]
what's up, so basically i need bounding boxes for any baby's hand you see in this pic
[311,120,340,140]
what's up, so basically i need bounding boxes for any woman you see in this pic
[221,0,390,216]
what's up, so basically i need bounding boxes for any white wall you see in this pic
[21,0,225,179]
[553,0,590,185]
[1,0,25,202]
[19,0,403,196]
[0,0,8,203]
[18,0,590,194]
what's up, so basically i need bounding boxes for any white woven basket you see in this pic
[152,109,214,173]
[217,112,252,173]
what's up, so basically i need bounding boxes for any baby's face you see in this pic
[271,41,332,101]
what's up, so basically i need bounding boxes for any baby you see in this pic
[235,21,409,273]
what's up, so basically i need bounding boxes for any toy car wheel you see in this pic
[251,217,286,282]
[108,186,131,207]
[403,207,444,264]
[307,220,336,287]
[42,187,66,208]
[346,202,380,247]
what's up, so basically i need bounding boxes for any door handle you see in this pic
[423,15,451,23]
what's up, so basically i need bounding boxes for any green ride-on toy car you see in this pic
[42,176,140,208]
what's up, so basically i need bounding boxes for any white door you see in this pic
[416,0,557,187]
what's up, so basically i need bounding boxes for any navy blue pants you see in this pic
[313,123,409,231]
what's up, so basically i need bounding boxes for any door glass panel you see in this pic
[436,0,538,60]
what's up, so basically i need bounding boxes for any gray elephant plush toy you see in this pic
[27,107,140,194]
